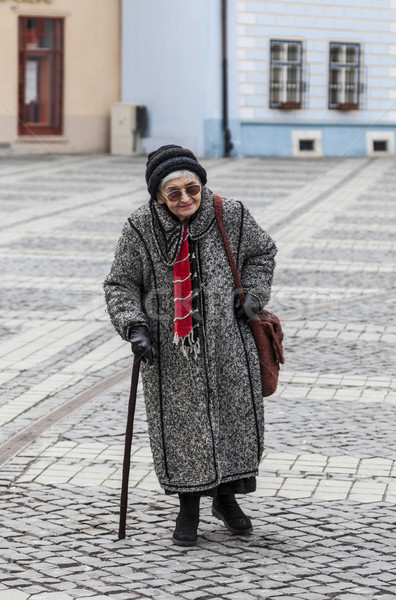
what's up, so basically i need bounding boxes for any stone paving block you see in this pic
[259,459,295,471]
[248,592,285,599]
[359,389,388,403]
[29,595,76,600]
[256,476,283,488]
[333,389,363,401]
[278,478,317,498]
[385,392,396,404]
[294,453,328,464]
[89,597,124,600]
[358,457,393,477]
[349,480,386,502]
[337,593,370,600]
[385,483,396,502]
[167,592,200,600]
[313,480,352,501]
[306,388,336,400]
[226,593,259,600]
[326,455,360,468]
[0,592,29,600]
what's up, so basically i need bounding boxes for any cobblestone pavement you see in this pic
[0,153,396,599]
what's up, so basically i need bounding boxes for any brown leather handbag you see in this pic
[214,195,285,397]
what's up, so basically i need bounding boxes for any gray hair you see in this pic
[159,170,200,191]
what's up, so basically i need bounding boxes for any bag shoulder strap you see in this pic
[213,195,245,304]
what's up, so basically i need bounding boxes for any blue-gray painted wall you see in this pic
[122,0,223,157]
[240,122,396,156]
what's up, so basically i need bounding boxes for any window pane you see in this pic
[287,66,297,84]
[24,54,54,124]
[345,68,356,86]
[39,20,54,49]
[300,139,315,151]
[330,68,340,105]
[272,66,282,84]
[271,66,283,103]
[24,59,38,122]
[25,18,54,50]
[346,45,357,64]
[26,19,38,49]
[286,66,298,102]
[287,44,298,62]
[345,68,356,103]
[330,45,342,63]
[272,43,283,62]
[373,140,387,152]
[56,20,63,50]
[330,68,340,86]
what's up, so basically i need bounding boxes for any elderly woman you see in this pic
[104,145,277,546]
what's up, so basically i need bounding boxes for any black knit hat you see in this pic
[145,144,207,200]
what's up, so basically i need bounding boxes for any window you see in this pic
[299,139,315,151]
[373,140,387,152]
[292,130,323,157]
[270,40,303,109]
[366,131,395,157]
[329,42,361,110]
[18,17,64,135]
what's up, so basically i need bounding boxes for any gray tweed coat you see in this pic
[104,187,277,494]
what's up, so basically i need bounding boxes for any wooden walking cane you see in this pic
[118,355,140,540]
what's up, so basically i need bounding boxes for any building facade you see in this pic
[0,0,121,154]
[122,0,396,158]
[235,0,396,157]
[121,0,223,158]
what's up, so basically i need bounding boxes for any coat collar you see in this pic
[149,186,217,266]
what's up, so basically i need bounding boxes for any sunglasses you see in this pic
[162,183,201,202]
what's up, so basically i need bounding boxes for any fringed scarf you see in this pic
[173,227,200,358]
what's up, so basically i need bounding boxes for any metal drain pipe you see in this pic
[221,0,234,157]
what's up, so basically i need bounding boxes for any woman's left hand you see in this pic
[234,292,261,323]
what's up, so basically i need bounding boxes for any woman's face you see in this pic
[157,175,202,225]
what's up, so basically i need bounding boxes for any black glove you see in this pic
[234,292,261,323]
[128,325,158,365]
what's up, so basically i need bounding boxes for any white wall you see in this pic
[236,0,396,125]
[122,0,223,156]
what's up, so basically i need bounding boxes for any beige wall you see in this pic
[0,0,121,153]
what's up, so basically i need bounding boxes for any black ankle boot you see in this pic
[172,494,200,546]
[212,493,253,534]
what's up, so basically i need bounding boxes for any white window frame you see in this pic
[366,131,395,157]
[328,42,361,110]
[269,40,303,109]
[292,130,323,158]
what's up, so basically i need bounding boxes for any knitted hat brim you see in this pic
[148,158,207,198]
[145,144,207,199]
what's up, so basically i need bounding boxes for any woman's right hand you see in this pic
[128,325,158,365]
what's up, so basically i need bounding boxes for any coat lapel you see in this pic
[188,187,217,241]
[149,199,184,266]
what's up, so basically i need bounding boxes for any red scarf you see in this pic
[173,227,199,357]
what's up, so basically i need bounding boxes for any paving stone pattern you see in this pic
[0,154,396,598]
